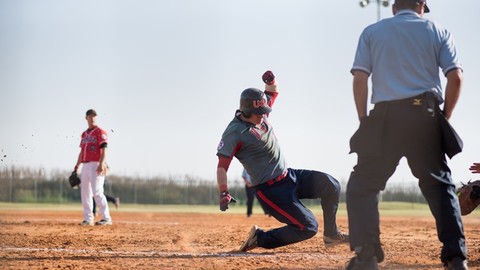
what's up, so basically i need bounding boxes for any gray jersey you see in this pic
[217,92,287,186]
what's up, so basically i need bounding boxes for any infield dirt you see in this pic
[1,209,480,269]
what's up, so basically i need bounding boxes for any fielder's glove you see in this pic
[457,180,480,215]
[68,171,81,188]
[219,191,237,211]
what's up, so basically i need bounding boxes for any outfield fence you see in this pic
[0,165,427,205]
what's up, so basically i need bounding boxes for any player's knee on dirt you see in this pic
[302,227,318,240]
[301,219,319,240]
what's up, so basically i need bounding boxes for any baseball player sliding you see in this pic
[74,109,112,226]
[216,71,348,252]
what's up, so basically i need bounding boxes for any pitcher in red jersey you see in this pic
[74,109,112,226]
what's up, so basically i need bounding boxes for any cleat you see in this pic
[80,220,94,226]
[239,225,259,252]
[346,243,384,269]
[444,256,468,270]
[95,219,112,226]
[345,256,378,270]
[324,231,349,248]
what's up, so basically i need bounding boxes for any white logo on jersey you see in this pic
[217,140,224,150]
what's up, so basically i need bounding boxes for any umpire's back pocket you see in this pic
[349,105,386,157]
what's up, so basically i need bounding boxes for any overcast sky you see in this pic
[1,0,479,187]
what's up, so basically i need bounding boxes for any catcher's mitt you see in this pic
[68,171,81,188]
[457,180,480,215]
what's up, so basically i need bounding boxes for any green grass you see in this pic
[378,201,431,216]
[0,201,478,217]
[0,202,226,214]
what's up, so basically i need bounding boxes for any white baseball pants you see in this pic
[80,162,111,222]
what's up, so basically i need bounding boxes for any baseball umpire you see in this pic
[346,1,466,269]
[216,70,348,252]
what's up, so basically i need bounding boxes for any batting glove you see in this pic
[262,70,275,85]
[219,191,237,211]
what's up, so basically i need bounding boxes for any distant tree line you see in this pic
[0,166,426,205]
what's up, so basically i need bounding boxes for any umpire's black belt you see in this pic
[379,94,424,106]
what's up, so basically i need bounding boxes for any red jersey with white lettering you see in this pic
[79,126,108,162]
